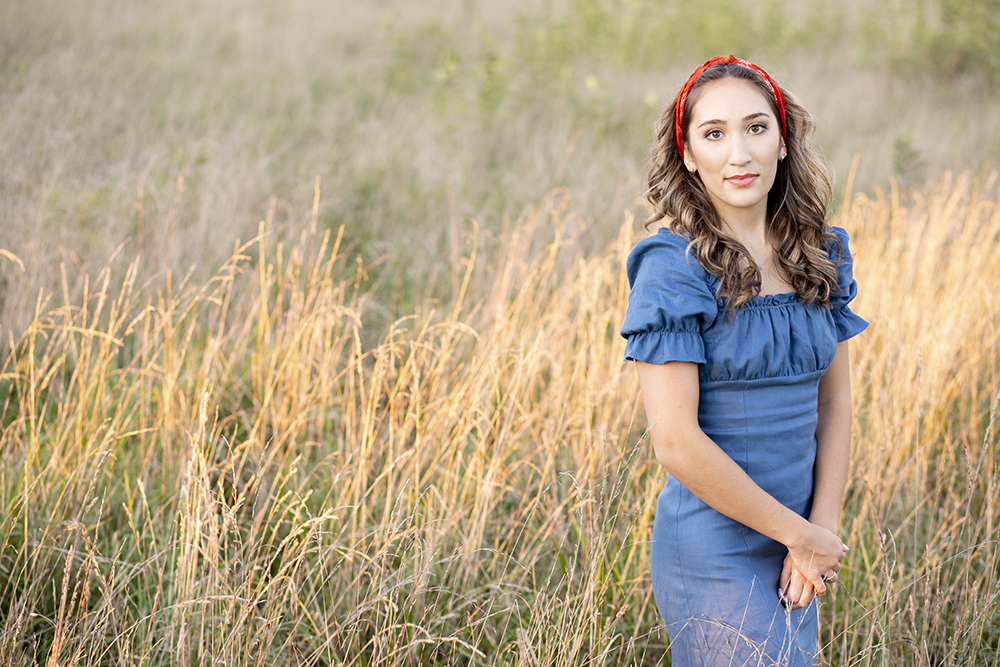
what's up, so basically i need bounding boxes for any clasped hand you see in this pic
[778,523,847,610]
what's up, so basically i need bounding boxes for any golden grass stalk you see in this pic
[0,171,998,665]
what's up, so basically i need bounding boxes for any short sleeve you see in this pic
[827,226,869,342]
[620,230,718,363]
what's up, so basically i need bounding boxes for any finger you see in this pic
[796,559,824,586]
[801,568,827,596]
[788,588,812,609]
[786,569,805,605]
[798,583,816,608]
[779,562,792,592]
[786,571,812,610]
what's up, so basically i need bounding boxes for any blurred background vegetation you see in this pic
[1,0,999,337]
[0,0,1000,338]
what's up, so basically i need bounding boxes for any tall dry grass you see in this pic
[1,170,999,665]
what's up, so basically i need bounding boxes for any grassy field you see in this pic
[2,171,999,665]
[2,0,1000,665]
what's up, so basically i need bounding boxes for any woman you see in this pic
[620,55,868,666]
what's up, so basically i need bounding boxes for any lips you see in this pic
[726,174,758,187]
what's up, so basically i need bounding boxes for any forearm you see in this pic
[810,396,851,532]
[809,341,854,533]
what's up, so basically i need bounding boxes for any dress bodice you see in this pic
[620,225,868,382]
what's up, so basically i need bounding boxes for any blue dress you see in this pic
[620,226,868,666]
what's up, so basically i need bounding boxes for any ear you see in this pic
[682,145,697,173]
[779,141,787,162]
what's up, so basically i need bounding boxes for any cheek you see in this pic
[690,142,725,168]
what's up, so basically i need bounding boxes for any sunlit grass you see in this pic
[1,170,998,665]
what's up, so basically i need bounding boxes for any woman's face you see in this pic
[682,77,784,225]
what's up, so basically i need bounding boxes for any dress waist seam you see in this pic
[700,369,826,387]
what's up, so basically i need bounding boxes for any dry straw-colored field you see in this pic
[1,168,999,665]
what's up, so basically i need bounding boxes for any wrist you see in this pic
[780,513,814,551]
[808,507,841,534]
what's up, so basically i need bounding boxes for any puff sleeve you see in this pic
[827,226,869,342]
[620,231,719,364]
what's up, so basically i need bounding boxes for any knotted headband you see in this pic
[675,55,787,158]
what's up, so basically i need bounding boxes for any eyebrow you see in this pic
[697,112,770,128]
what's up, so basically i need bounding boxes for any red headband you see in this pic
[675,55,787,158]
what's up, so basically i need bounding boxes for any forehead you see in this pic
[687,77,774,123]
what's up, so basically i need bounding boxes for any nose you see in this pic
[727,134,752,166]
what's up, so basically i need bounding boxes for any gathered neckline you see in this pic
[704,272,799,306]
[716,292,800,309]
[750,291,797,303]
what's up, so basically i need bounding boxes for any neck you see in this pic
[720,206,769,253]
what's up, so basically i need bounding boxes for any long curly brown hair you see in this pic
[644,61,840,318]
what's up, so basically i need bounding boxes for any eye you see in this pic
[748,123,768,135]
[705,129,723,140]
